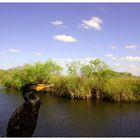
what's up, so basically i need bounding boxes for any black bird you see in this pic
[7,82,54,137]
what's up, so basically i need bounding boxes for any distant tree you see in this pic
[67,61,79,76]
[80,59,110,77]
[119,72,132,76]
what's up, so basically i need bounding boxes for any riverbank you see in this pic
[0,59,140,102]
[49,75,140,102]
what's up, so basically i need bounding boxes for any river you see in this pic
[0,86,140,137]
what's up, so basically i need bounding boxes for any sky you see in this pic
[0,3,140,75]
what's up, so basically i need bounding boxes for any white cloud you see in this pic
[106,54,117,60]
[113,63,121,66]
[0,51,7,55]
[51,20,63,26]
[82,16,103,30]
[125,45,137,49]
[8,49,20,53]
[106,54,113,57]
[111,46,117,49]
[79,57,97,65]
[114,64,140,76]
[129,65,137,68]
[52,57,96,66]
[53,34,77,43]
[99,7,105,12]
[35,52,42,56]
[106,54,140,62]
[50,20,67,28]
[122,56,140,62]
[112,57,117,60]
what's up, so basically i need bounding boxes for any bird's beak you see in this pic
[35,84,54,92]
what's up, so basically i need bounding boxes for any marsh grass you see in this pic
[49,76,93,99]
[0,59,140,102]
[49,75,140,102]
[102,77,140,102]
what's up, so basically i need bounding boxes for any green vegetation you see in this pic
[0,59,140,102]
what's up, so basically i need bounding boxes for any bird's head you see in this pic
[21,82,54,101]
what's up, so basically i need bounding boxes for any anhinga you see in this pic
[7,82,54,137]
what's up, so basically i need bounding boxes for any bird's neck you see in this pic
[29,95,40,105]
[23,94,41,113]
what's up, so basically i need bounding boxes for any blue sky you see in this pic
[0,3,140,75]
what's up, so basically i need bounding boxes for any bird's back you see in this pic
[7,100,41,137]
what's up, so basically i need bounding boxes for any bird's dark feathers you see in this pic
[7,99,41,137]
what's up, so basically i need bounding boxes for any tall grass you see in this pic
[49,76,96,99]
[0,59,140,102]
[101,76,140,102]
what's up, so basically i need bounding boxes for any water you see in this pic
[0,86,140,137]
